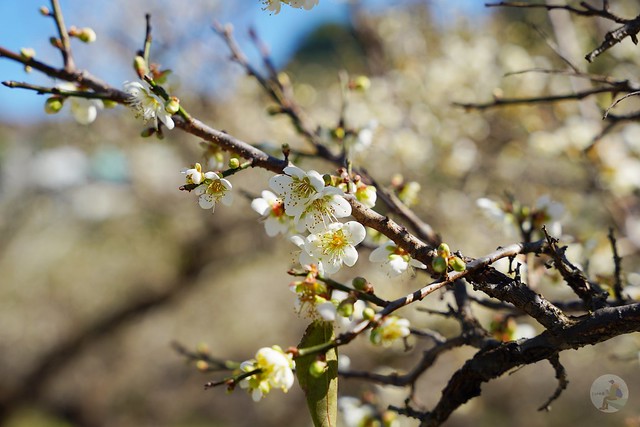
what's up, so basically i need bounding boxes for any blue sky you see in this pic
[0,0,489,124]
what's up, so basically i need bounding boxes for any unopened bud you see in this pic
[309,360,328,378]
[449,256,466,272]
[352,277,368,291]
[44,97,64,114]
[24,65,33,73]
[20,47,36,60]
[362,307,375,320]
[196,360,209,372]
[332,127,345,140]
[39,6,50,15]
[102,99,117,109]
[196,342,210,355]
[337,300,354,318]
[350,75,371,92]
[437,243,451,259]
[164,96,180,114]
[133,55,148,78]
[78,27,97,43]
[266,105,283,115]
[431,256,447,274]
[140,127,156,138]
[277,72,291,86]
[49,37,62,49]
[228,158,240,169]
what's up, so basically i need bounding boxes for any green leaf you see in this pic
[296,321,338,427]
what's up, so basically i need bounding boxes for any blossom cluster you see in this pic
[263,165,366,276]
[182,162,233,212]
[262,0,319,14]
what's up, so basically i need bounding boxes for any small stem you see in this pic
[50,0,75,71]
[2,81,120,100]
[143,14,152,65]
[221,160,254,178]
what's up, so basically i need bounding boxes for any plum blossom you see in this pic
[123,80,174,130]
[338,397,377,427]
[370,316,411,347]
[239,346,295,402]
[56,82,103,125]
[251,190,291,237]
[339,180,377,209]
[369,240,426,277]
[193,172,233,212]
[270,166,351,232]
[182,162,205,185]
[270,165,325,218]
[301,186,352,232]
[304,221,366,275]
[262,0,318,14]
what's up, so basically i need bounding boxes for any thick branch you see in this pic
[418,302,640,427]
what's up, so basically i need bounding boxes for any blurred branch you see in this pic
[486,1,640,62]
[454,86,619,110]
[0,223,223,423]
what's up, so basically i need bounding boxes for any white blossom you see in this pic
[269,165,325,219]
[301,186,352,232]
[195,172,233,212]
[369,240,426,276]
[370,316,411,347]
[57,82,103,125]
[304,221,366,275]
[251,190,291,237]
[123,80,174,130]
[239,346,295,402]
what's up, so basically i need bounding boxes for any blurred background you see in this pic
[1,1,640,426]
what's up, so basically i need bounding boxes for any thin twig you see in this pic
[607,227,624,303]
[50,0,75,71]
[537,354,568,411]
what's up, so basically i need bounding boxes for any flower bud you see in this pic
[337,300,354,318]
[196,360,209,372]
[332,127,345,140]
[78,27,97,43]
[164,96,180,114]
[309,360,328,378]
[102,99,118,109]
[49,37,63,49]
[431,256,447,274]
[437,243,451,259]
[266,105,283,115]
[352,276,368,291]
[133,55,148,78]
[196,342,210,355]
[20,47,36,60]
[44,97,64,114]
[228,158,240,169]
[362,307,375,320]
[140,127,156,138]
[449,256,466,272]
[350,75,371,91]
[39,6,50,15]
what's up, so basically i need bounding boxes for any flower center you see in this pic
[292,177,317,199]
[271,200,285,217]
